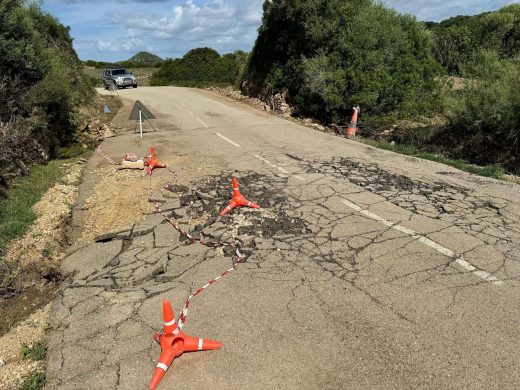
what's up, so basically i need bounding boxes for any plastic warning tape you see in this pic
[94,143,246,330]
[154,203,244,329]
[96,143,121,166]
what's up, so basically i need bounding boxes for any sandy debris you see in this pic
[0,304,50,390]
[81,154,221,241]
[82,166,154,240]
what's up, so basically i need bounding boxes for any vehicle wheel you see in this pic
[104,83,108,90]
[133,85,138,88]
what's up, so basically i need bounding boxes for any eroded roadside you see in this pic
[0,95,122,390]
[0,160,85,390]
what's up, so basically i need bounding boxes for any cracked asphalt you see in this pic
[46,87,520,389]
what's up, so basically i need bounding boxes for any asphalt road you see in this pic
[46,87,520,389]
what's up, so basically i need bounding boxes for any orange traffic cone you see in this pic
[220,178,260,217]
[145,147,167,175]
[346,106,360,138]
[149,300,222,390]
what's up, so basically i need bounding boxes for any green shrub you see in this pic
[18,370,46,390]
[151,48,248,88]
[440,51,520,171]
[428,4,520,75]
[21,341,47,361]
[242,0,441,124]
[0,0,94,154]
[56,145,85,160]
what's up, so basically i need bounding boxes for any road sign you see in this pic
[129,100,157,138]
[129,101,155,121]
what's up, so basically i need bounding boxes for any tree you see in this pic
[0,0,93,153]
[242,0,441,124]
[150,48,248,88]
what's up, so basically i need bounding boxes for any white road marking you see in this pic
[341,199,503,286]
[186,108,194,115]
[196,118,209,128]
[254,155,306,182]
[215,132,241,147]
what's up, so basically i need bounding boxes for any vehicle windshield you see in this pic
[111,69,128,75]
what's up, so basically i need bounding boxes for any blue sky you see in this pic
[41,0,518,61]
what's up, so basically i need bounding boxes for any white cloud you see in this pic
[109,0,263,56]
[96,37,148,53]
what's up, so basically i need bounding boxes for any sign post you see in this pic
[129,101,156,137]
[139,110,143,138]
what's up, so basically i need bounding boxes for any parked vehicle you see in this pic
[102,68,137,89]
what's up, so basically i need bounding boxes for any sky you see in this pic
[41,0,518,61]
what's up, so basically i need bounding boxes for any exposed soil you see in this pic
[0,160,85,389]
[81,155,220,243]
[5,163,84,289]
[0,304,50,390]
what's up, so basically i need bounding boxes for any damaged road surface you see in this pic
[46,87,520,389]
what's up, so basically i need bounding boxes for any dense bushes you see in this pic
[242,0,441,125]
[240,0,520,173]
[438,52,520,171]
[150,48,248,88]
[424,5,520,172]
[427,4,520,75]
[0,0,94,158]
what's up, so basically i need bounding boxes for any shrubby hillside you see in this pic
[0,0,94,161]
[427,4,520,75]
[241,0,520,173]
[150,48,248,88]
[242,0,441,125]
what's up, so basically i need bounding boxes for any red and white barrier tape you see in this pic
[94,143,245,329]
[154,203,244,329]
[96,143,120,166]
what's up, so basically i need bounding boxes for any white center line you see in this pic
[341,199,503,286]
[186,108,194,116]
[215,132,241,147]
[196,118,209,128]
[254,155,306,181]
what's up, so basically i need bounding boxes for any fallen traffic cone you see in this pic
[149,300,222,390]
[220,178,260,217]
[145,147,167,175]
[346,106,360,138]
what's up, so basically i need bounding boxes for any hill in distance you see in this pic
[84,51,164,69]
[127,51,163,66]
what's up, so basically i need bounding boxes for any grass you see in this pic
[0,146,89,286]
[365,140,508,181]
[21,341,47,361]
[56,144,85,160]
[18,370,46,390]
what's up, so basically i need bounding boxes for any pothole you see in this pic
[164,171,309,255]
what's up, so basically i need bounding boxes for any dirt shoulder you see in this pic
[0,160,85,390]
